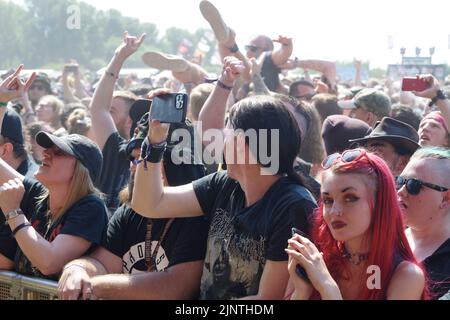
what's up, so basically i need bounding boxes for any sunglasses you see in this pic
[245,45,261,53]
[322,149,367,169]
[395,176,448,195]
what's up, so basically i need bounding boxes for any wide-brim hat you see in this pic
[349,117,420,155]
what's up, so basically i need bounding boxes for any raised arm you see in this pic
[0,65,36,105]
[414,74,450,132]
[131,89,203,219]
[297,59,337,90]
[198,56,244,133]
[90,32,146,150]
[271,35,293,66]
[0,178,92,275]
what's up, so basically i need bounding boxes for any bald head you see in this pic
[246,35,274,59]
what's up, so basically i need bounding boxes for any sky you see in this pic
[10,0,450,69]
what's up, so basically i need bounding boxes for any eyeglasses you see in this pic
[395,176,448,195]
[245,45,262,53]
[294,93,316,101]
[322,149,367,169]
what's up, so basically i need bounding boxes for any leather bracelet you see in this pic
[217,80,233,91]
[141,137,167,165]
[429,89,447,107]
[12,222,32,237]
[229,43,239,53]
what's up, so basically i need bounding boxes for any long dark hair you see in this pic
[228,95,309,189]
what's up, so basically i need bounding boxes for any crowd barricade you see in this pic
[0,271,58,300]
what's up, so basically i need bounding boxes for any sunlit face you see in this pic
[418,118,449,147]
[397,158,449,229]
[364,139,405,176]
[35,98,55,123]
[321,172,374,243]
[292,84,315,101]
[28,81,48,103]
[35,146,77,186]
[110,97,132,139]
[245,39,265,59]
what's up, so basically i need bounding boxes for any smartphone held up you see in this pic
[133,93,188,124]
[291,227,311,284]
[401,76,430,92]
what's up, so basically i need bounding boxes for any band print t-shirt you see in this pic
[192,171,317,300]
[104,204,208,274]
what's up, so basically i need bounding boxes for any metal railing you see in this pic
[0,271,58,300]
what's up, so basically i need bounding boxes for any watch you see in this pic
[429,89,448,107]
[4,208,24,221]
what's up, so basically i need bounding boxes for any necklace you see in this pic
[342,247,369,266]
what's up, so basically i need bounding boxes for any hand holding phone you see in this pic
[291,227,311,284]
[150,93,188,124]
[401,76,430,92]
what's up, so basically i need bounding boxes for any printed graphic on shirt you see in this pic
[200,208,265,300]
[122,241,169,274]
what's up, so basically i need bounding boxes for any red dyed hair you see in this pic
[313,151,428,299]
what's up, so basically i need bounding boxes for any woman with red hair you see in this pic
[286,149,427,299]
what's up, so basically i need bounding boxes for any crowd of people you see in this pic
[0,0,449,300]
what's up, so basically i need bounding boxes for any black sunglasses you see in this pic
[395,176,448,195]
[322,149,367,169]
[245,45,261,53]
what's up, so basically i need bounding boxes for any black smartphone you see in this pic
[150,93,188,124]
[291,227,311,283]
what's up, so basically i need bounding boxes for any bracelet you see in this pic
[63,263,87,271]
[0,102,7,107]
[429,89,447,107]
[12,222,32,237]
[140,137,167,170]
[217,80,233,91]
[229,43,239,53]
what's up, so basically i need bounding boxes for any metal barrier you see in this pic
[0,271,58,300]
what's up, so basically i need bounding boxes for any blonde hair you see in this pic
[38,160,100,224]
[67,109,91,137]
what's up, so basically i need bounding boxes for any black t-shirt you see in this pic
[16,156,39,180]
[104,204,208,274]
[192,171,317,300]
[423,237,450,299]
[95,132,130,211]
[0,178,108,281]
[261,52,281,92]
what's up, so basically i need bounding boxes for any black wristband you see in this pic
[217,80,233,91]
[429,89,447,107]
[12,222,32,237]
[141,137,167,164]
[229,43,239,53]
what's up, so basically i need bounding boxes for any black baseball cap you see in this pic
[36,132,103,182]
[1,109,24,145]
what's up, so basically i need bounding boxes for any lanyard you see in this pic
[145,218,174,271]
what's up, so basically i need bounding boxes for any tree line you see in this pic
[0,0,218,72]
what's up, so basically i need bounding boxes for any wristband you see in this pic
[140,137,167,169]
[12,222,32,237]
[0,102,7,107]
[217,80,233,91]
[229,43,239,53]
[429,89,447,107]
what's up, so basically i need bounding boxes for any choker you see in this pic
[342,247,369,266]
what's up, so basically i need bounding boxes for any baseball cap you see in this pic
[36,132,103,182]
[338,88,391,118]
[1,109,24,145]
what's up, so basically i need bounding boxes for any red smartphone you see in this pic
[401,76,430,92]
